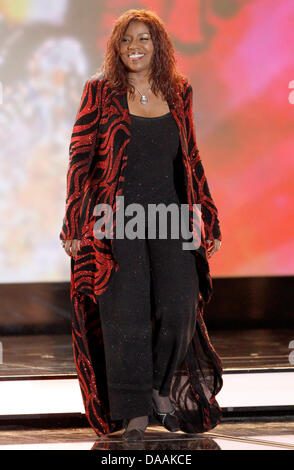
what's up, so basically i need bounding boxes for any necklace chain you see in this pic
[132,83,152,105]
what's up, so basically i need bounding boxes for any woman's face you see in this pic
[119,20,154,74]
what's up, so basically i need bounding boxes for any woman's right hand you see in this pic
[61,239,81,258]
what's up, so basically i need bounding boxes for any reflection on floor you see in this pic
[0,329,293,378]
[0,421,294,450]
[0,329,293,450]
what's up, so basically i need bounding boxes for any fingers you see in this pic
[206,239,221,258]
[61,239,81,258]
[208,246,216,258]
[206,240,214,258]
[71,239,80,258]
[64,240,72,257]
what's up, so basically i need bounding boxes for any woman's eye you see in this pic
[121,37,149,42]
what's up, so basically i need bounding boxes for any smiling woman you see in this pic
[99,9,187,116]
[60,8,223,442]
[120,21,154,69]
[119,20,171,115]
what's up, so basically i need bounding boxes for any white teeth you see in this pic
[129,53,144,58]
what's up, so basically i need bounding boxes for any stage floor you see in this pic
[0,421,293,450]
[0,329,293,450]
[0,328,292,378]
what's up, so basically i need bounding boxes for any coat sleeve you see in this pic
[183,83,222,242]
[59,78,101,241]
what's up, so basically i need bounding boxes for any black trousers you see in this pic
[96,223,199,421]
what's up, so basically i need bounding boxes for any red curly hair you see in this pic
[97,8,188,111]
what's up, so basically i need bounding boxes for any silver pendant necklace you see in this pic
[133,84,152,104]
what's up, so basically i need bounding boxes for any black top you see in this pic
[122,112,181,208]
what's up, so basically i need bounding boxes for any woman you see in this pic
[60,9,223,442]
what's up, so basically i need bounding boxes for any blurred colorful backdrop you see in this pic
[0,0,293,282]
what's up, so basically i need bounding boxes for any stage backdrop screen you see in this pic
[0,0,293,282]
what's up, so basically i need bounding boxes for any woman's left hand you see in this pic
[206,239,221,258]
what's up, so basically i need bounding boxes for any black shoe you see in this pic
[152,400,180,432]
[122,428,145,442]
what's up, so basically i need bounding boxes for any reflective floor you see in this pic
[0,421,294,450]
[0,329,293,451]
[0,328,292,378]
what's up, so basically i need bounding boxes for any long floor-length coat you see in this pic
[60,72,223,436]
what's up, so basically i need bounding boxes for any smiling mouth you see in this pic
[128,53,145,60]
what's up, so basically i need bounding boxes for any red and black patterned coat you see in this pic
[60,72,223,436]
